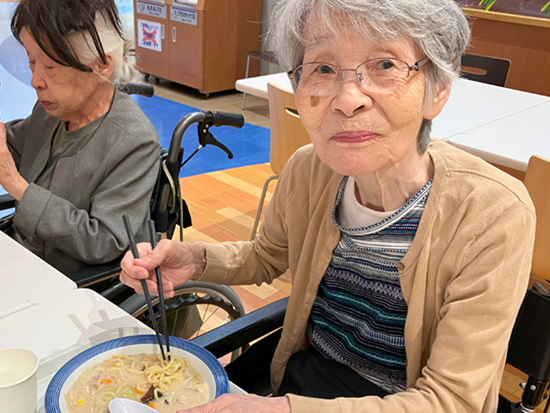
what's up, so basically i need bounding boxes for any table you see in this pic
[235,72,292,100]
[431,79,550,140]
[447,100,550,172]
[0,238,245,410]
[0,288,152,412]
[0,231,76,318]
[1,287,245,411]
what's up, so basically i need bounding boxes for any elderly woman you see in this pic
[0,0,159,274]
[120,0,535,412]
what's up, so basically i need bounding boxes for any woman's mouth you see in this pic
[331,131,380,143]
[40,101,52,108]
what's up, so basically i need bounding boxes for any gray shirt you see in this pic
[6,90,160,274]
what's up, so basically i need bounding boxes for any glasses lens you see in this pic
[294,63,339,96]
[359,58,410,90]
[292,58,414,96]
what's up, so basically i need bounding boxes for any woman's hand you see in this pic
[0,122,28,200]
[176,394,291,413]
[119,239,206,298]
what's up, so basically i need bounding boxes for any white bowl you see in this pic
[109,398,159,413]
[44,335,228,413]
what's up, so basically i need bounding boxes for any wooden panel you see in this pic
[202,0,237,94]
[491,163,526,181]
[133,0,171,79]
[169,8,204,89]
[234,0,263,78]
[466,16,550,95]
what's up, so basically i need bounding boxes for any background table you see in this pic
[235,72,292,100]
[448,100,550,172]
[431,78,550,140]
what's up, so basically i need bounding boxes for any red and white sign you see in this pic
[137,19,162,52]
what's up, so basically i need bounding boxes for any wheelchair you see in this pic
[0,82,246,345]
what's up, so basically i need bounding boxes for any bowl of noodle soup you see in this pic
[44,335,229,413]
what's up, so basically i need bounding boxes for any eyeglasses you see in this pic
[287,57,429,96]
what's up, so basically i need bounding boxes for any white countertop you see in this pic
[0,231,76,318]
[431,78,550,140]
[0,288,153,411]
[448,100,550,171]
[235,72,292,100]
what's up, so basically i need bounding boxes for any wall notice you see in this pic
[171,7,198,25]
[137,19,162,52]
[136,1,167,19]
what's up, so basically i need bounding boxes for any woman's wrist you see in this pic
[8,178,29,201]
[189,241,206,280]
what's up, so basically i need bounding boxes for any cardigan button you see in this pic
[396,262,404,271]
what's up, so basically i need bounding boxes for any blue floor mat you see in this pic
[132,95,270,178]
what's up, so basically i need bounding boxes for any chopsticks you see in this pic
[122,214,169,361]
[147,220,170,356]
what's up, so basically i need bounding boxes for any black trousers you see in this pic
[277,347,389,399]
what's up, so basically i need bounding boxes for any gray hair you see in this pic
[68,11,137,83]
[267,0,471,152]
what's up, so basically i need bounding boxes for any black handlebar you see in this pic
[205,111,245,128]
[157,110,244,213]
[117,82,155,98]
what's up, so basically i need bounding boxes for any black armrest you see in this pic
[192,296,289,358]
[66,256,122,287]
[0,193,15,210]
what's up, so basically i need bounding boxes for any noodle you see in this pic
[65,352,209,413]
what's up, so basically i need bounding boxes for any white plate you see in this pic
[44,335,228,413]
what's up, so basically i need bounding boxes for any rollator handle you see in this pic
[116,82,155,97]
[205,111,245,128]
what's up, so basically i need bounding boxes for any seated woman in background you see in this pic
[120,0,536,411]
[0,0,159,274]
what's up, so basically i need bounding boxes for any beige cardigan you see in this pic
[201,140,535,413]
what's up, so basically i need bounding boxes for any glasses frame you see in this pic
[287,56,430,94]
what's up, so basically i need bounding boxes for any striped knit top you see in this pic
[308,176,432,393]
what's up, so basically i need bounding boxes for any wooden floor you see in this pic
[178,164,291,315]
[153,80,544,411]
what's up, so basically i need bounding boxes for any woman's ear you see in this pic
[423,80,452,120]
[93,54,114,80]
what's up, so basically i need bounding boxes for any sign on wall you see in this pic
[170,6,198,25]
[136,1,167,19]
[137,19,162,52]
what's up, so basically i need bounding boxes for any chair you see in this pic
[523,155,550,282]
[460,53,511,87]
[249,82,310,240]
[241,50,279,110]
[496,155,550,412]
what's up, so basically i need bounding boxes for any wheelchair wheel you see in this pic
[118,282,245,360]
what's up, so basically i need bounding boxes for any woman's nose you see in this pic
[30,68,45,90]
[331,77,374,117]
